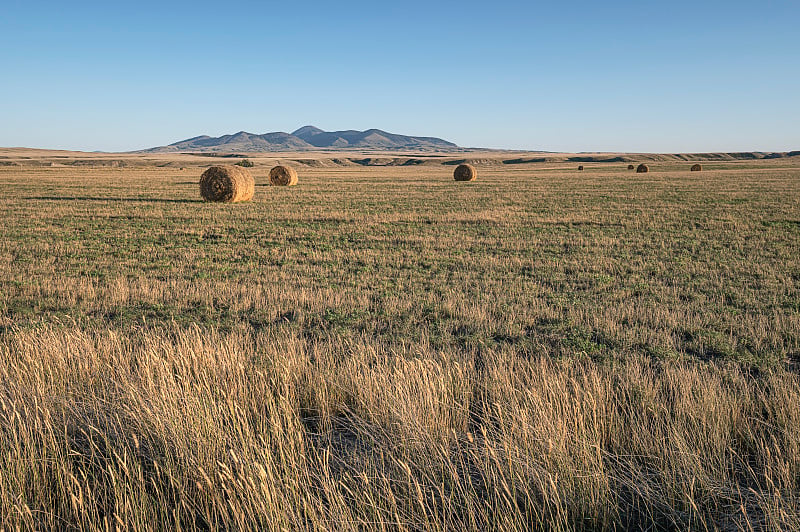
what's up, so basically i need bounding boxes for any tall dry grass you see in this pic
[1,325,798,530]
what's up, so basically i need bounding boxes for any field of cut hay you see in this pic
[0,156,799,530]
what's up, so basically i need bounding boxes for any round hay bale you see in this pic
[627,164,635,170]
[636,163,649,173]
[578,165,584,171]
[453,164,477,181]
[691,164,702,171]
[269,165,298,186]
[199,165,254,203]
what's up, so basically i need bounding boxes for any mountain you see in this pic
[155,131,313,152]
[142,126,459,153]
[290,126,458,150]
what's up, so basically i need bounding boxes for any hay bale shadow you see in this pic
[26,196,205,204]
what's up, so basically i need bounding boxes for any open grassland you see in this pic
[1,156,799,530]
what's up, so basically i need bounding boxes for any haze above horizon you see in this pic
[1,0,798,153]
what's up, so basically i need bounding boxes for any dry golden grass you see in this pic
[0,154,799,530]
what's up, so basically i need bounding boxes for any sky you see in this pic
[0,1,798,153]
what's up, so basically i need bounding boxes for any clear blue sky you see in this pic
[1,1,798,152]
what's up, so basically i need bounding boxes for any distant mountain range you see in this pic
[142,126,460,153]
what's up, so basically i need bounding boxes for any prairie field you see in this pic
[1,153,799,530]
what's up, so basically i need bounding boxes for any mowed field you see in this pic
[1,153,799,530]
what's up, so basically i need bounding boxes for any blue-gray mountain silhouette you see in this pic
[145,126,458,152]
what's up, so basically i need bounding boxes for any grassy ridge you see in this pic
[0,161,799,529]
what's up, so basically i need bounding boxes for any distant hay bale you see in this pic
[453,164,477,181]
[578,165,584,171]
[628,164,635,170]
[691,164,702,171]
[636,163,649,173]
[269,165,298,186]
[199,165,254,203]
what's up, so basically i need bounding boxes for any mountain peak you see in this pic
[292,125,324,137]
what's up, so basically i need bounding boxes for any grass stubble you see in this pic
[0,157,799,530]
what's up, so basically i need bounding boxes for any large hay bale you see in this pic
[269,165,298,186]
[691,164,702,171]
[578,165,584,171]
[636,163,649,173]
[453,164,477,181]
[199,165,254,203]
[628,164,635,170]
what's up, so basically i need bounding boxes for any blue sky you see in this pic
[1,1,798,152]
